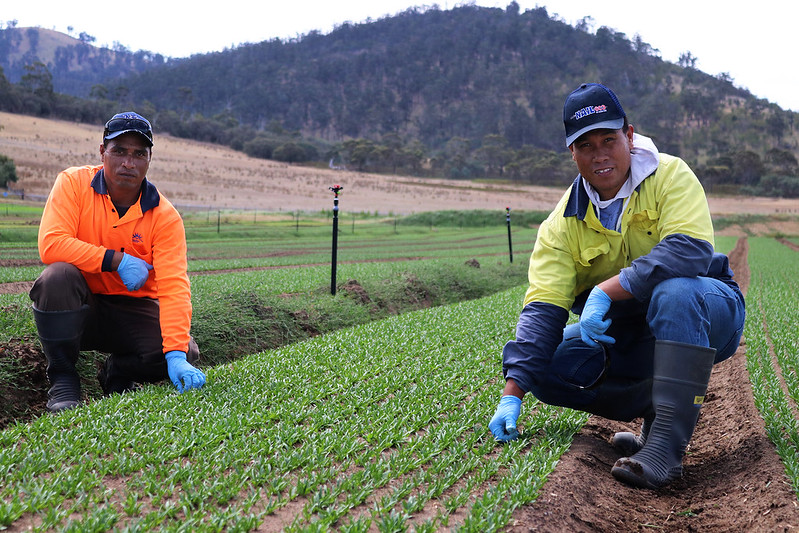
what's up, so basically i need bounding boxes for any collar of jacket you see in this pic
[563,133,659,221]
[563,177,590,220]
[563,176,645,222]
[91,168,161,213]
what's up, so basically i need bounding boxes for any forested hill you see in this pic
[113,4,795,174]
[0,25,168,96]
[1,3,798,194]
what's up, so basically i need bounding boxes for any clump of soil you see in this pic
[341,279,372,304]
[509,237,799,532]
[0,338,48,427]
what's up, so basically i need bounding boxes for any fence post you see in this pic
[329,185,344,295]
[506,206,513,263]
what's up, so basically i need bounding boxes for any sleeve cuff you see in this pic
[618,269,633,293]
[101,249,116,272]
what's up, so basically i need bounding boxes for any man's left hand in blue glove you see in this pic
[165,351,206,393]
[580,286,616,348]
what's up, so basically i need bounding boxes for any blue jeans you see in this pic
[526,276,745,421]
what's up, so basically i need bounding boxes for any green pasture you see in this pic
[0,203,539,284]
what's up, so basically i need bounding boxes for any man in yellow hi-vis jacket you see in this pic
[489,83,746,489]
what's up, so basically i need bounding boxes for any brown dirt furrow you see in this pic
[778,237,799,252]
[508,237,799,532]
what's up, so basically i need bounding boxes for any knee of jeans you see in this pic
[650,277,705,315]
[41,262,82,284]
[187,338,201,364]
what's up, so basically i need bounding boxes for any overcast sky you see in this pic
[4,1,796,111]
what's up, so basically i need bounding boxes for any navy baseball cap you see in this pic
[563,83,626,147]
[103,112,153,146]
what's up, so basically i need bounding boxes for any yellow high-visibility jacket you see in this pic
[524,152,715,311]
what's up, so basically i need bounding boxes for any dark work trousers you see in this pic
[29,262,199,391]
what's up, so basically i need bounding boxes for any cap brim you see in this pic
[565,118,625,147]
[104,129,153,146]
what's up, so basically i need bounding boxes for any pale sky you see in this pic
[3,1,795,111]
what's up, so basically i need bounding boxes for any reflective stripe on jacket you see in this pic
[38,164,192,354]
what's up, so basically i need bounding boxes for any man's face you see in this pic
[569,126,634,201]
[100,133,152,203]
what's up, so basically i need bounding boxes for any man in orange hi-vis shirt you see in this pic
[29,112,206,412]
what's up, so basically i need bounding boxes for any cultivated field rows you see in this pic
[743,237,799,493]
[0,287,590,532]
[6,233,782,533]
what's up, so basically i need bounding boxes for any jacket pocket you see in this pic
[577,240,610,267]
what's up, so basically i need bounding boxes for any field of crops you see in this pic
[2,197,799,531]
[740,237,799,495]
[0,287,593,531]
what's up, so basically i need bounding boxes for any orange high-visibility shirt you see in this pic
[38,164,192,354]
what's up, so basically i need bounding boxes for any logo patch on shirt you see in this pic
[132,232,144,244]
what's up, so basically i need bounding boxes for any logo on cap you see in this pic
[572,104,608,121]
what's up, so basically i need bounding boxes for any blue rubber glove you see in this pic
[117,253,154,291]
[580,286,615,348]
[489,395,522,442]
[165,351,206,393]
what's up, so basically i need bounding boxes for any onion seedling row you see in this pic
[0,287,587,531]
[0,225,534,284]
[743,237,799,496]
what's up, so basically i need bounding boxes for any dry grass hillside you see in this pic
[2,111,798,234]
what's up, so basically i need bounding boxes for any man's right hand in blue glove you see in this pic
[117,253,154,291]
[489,395,522,442]
[165,351,206,393]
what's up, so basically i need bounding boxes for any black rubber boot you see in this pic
[32,305,88,413]
[611,415,653,456]
[611,340,716,489]
[97,356,139,395]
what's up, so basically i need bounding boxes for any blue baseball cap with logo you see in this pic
[103,111,153,146]
[563,83,626,147]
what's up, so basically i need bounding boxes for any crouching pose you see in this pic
[488,83,745,489]
[30,112,206,412]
